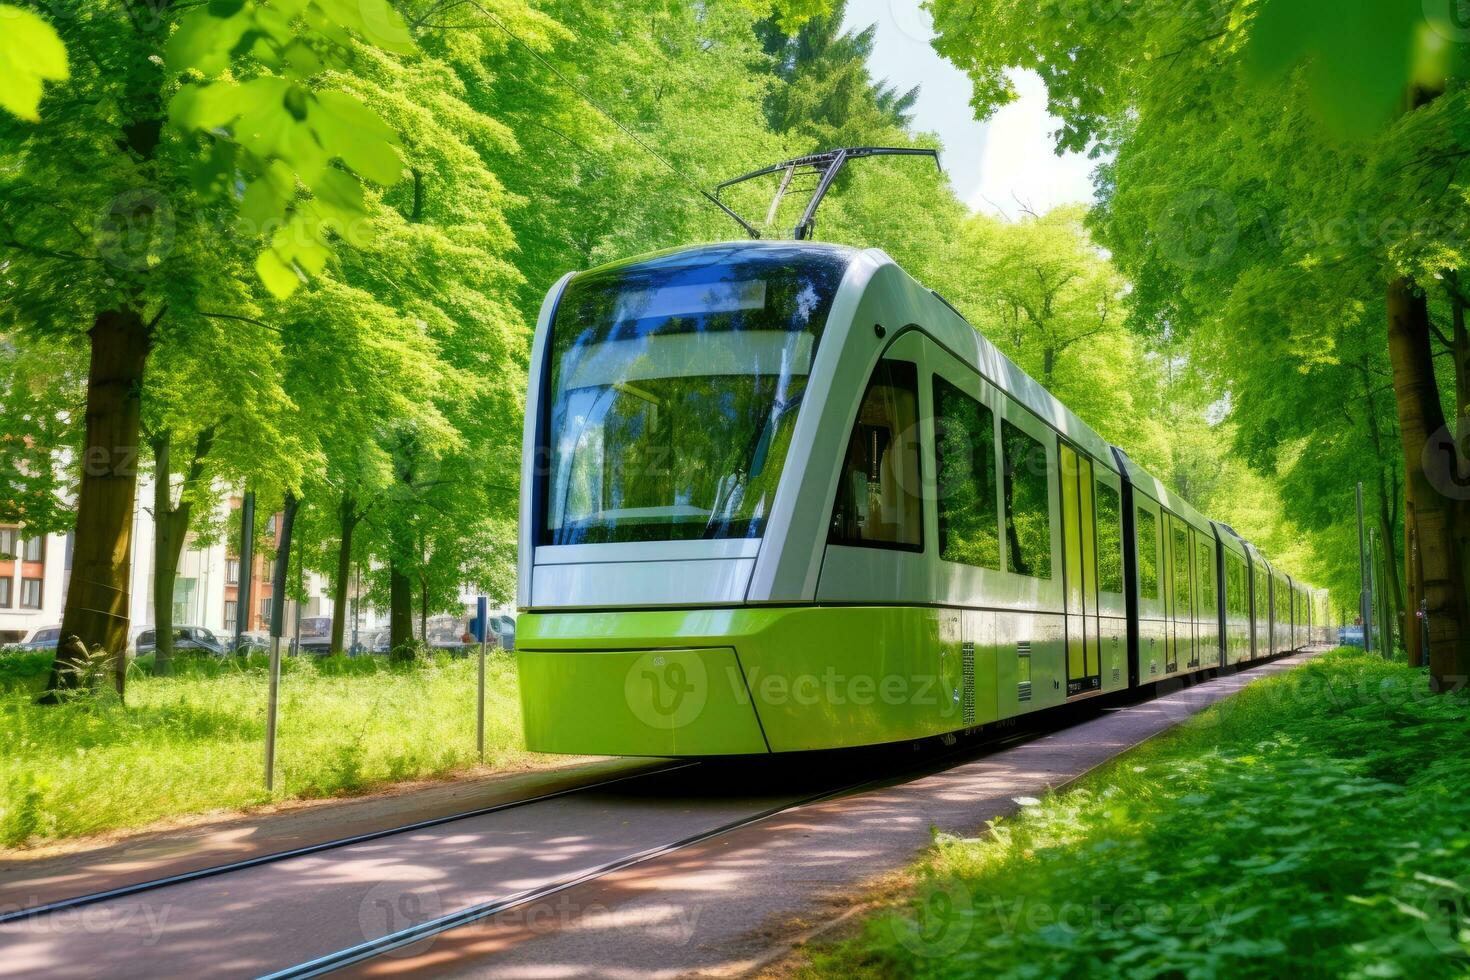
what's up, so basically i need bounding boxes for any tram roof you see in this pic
[571,239,859,282]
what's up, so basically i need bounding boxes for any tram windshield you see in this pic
[542,244,853,545]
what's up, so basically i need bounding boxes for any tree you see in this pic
[928,0,1470,684]
[1,1,414,698]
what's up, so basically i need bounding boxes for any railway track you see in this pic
[1,658,1297,979]
[0,761,695,927]
[0,731,1049,979]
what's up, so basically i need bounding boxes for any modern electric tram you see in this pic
[514,153,1315,757]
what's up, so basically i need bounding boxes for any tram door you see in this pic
[1060,443,1101,696]
[1168,518,1197,670]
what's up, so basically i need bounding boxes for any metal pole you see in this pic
[476,595,487,764]
[266,636,281,792]
[1356,482,1371,654]
[234,491,254,654]
[1368,526,1379,654]
[351,562,361,654]
[292,546,303,656]
[266,494,298,792]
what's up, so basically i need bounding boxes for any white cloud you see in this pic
[967,70,1098,218]
[840,1,1098,218]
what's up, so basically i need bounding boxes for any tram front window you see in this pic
[542,246,851,545]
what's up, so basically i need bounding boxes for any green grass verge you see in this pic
[0,650,546,848]
[804,649,1470,978]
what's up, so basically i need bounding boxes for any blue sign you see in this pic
[471,596,489,642]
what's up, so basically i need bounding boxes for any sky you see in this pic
[839,0,1098,219]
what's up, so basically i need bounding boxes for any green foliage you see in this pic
[0,650,543,846]
[166,0,416,296]
[926,0,1470,612]
[809,650,1470,977]
[0,4,67,121]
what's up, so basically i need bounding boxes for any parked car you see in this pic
[1337,625,1366,649]
[15,626,62,652]
[487,614,516,651]
[135,627,227,657]
[232,631,272,654]
[293,616,334,655]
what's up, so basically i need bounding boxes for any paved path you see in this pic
[350,651,1323,978]
[0,758,658,915]
[0,651,1323,978]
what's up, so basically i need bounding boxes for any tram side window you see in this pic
[933,377,1000,569]
[1095,481,1124,594]
[1227,554,1245,617]
[1136,508,1159,601]
[829,359,923,550]
[1172,524,1191,610]
[1000,419,1052,579]
[1198,539,1216,611]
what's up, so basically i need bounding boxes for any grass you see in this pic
[802,649,1470,978]
[0,649,550,848]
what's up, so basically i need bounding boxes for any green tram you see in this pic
[516,242,1314,756]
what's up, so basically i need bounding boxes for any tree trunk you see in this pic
[1405,499,1423,667]
[269,493,299,644]
[40,310,151,703]
[388,556,413,659]
[149,427,215,675]
[1360,366,1406,651]
[1386,278,1468,687]
[151,434,177,676]
[1446,271,1469,444]
[329,492,356,655]
[419,575,429,647]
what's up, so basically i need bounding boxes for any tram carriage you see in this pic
[515,240,1314,757]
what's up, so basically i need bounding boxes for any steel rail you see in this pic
[0,761,696,926]
[259,731,1043,980]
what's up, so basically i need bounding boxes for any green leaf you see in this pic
[165,4,253,75]
[313,0,416,54]
[239,175,287,231]
[309,91,403,185]
[310,166,369,229]
[0,5,69,122]
[256,248,301,298]
[1244,0,1423,138]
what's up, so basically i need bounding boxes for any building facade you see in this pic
[0,525,70,644]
